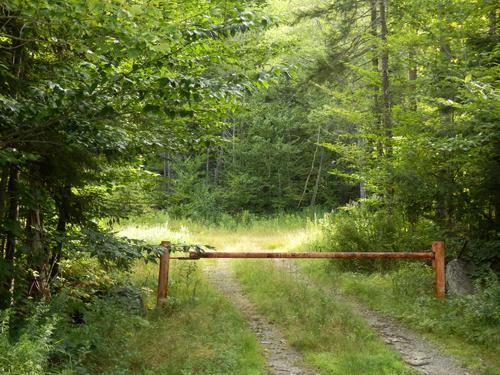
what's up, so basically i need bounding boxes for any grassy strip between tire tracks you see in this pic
[234,260,420,375]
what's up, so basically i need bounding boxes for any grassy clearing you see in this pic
[234,260,418,375]
[116,210,319,252]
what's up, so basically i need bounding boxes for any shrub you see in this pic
[318,199,441,272]
[445,272,500,345]
[0,306,58,375]
[390,267,500,346]
[392,263,434,299]
[50,292,148,374]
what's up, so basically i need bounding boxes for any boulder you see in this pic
[113,285,146,315]
[446,259,474,296]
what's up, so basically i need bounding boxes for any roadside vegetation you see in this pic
[297,205,499,374]
[311,266,500,375]
[127,261,264,375]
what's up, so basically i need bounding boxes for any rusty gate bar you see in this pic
[185,251,434,259]
[157,240,445,304]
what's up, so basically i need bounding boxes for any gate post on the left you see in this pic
[157,241,171,305]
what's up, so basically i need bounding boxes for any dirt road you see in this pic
[204,258,474,375]
[204,260,316,375]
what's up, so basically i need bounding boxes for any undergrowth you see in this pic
[116,208,321,234]
[0,214,266,375]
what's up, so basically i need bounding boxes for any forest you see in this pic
[0,0,499,374]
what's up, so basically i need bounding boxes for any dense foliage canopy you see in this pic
[152,0,499,262]
[0,0,498,373]
[0,0,271,306]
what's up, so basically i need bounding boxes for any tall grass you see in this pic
[115,209,321,254]
[124,261,264,375]
[116,208,322,234]
[44,259,264,374]
[112,217,267,375]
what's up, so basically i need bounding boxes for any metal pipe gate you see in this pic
[157,241,446,304]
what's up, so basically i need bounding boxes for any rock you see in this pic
[405,354,431,367]
[406,358,431,366]
[446,259,474,296]
[113,285,146,315]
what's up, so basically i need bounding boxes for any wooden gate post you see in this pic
[432,241,445,299]
[157,241,171,305]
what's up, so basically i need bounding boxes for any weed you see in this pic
[0,305,58,375]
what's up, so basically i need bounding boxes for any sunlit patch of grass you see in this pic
[117,221,192,245]
[115,216,320,261]
[115,210,322,251]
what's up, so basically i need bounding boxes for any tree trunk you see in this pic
[298,124,321,208]
[205,146,210,183]
[26,206,51,300]
[495,202,500,232]
[379,0,392,152]
[434,1,455,225]
[48,213,66,283]
[162,153,167,178]
[0,165,9,258]
[232,125,236,165]
[489,4,497,35]
[0,165,9,221]
[0,165,19,309]
[360,181,367,199]
[408,46,417,111]
[370,0,383,156]
[214,146,223,185]
[4,165,19,268]
[358,136,367,199]
[310,147,324,206]
[49,185,71,281]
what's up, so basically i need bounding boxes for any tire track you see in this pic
[203,260,316,375]
[273,258,475,375]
